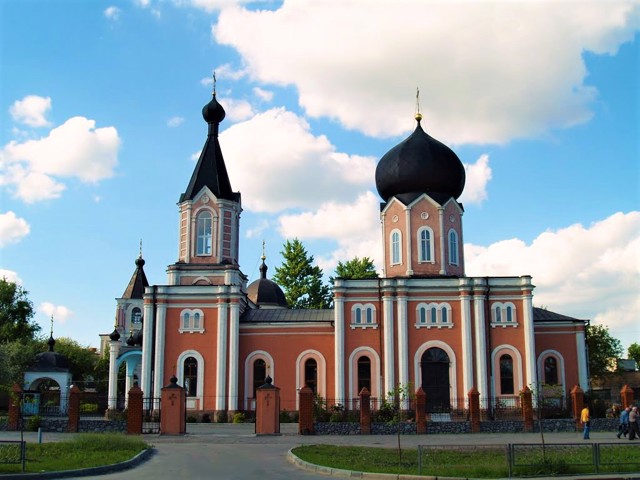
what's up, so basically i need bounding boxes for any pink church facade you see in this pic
[105,91,589,417]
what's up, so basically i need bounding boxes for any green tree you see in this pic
[0,278,40,342]
[53,337,103,386]
[273,239,330,309]
[586,324,623,378]
[331,256,378,282]
[0,339,43,387]
[628,343,640,369]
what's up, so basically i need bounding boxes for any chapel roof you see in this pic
[122,254,149,299]
[246,258,289,309]
[532,307,587,323]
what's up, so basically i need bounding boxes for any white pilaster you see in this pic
[460,288,473,398]
[397,289,408,407]
[522,290,537,390]
[383,288,395,397]
[404,207,413,275]
[108,341,120,409]
[141,300,154,397]
[576,330,589,390]
[152,303,167,397]
[473,291,488,405]
[438,208,446,275]
[216,299,228,411]
[228,301,240,411]
[380,213,387,277]
[334,295,345,401]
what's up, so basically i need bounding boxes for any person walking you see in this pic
[581,405,591,440]
[628,406,639,440]
[617,406,631,438]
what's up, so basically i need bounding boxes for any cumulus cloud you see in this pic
[9,95,52,127]
[0,269,22,284]
[465,211,640,348]
[253,87,273,103]
[460,154,492,205]
[1,116,120,203]
[167,116,185,127]
[39,302,74,324]
[104,6,121,20]
[214,2,640,144]
[220,107,376,213]
[0,211,30,247]
[222,98,254,122]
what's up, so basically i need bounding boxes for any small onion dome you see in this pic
[109,327,121,342]
[247,260,288,308]
[135,256,145,268]
[126,331,136,346]
[202,94,226,124]
[128,329,143,346]
[375,116,465,202]
[47,334,56,352]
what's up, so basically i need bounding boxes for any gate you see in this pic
[142,397,161,434]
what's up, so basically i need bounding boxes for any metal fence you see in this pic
[0,440,26,473]
[142,397,161,434]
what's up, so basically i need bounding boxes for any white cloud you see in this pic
[222,98,254,122]
[465,211,640,349]
[0,211,30,247]
[167,116,185,127]
[0,269,22,285]
[253,87,273,103]
[39,302,74,325]
[245,219,270,239]
[214,2,640,144]
[459,154,492,205]
[9,95,52,127]
[104,6,121,20]
[1,116,120,203]
[220,107,376,213]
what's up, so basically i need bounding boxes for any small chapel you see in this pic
[102,86,589,418]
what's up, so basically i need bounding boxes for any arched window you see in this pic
[355,308,362,324]
[544,357,558,385]
[441,308,448,323]
[448,230,458,265]
[506,306,513,322]
[131,307,142,325]
[182,312,190,329]
[495,305,502,323]
[253,359,266,397]
[419,307,427,324]
[430,307,437,323]
[184,357,198,397]
[193,312,201,329]
[357,356,371,394]
[500,354,514,394]
[196,211,213,256]
[418,228,432,262]
[365,306,373,324]
[304,359,318,394]
[391,230,401,264]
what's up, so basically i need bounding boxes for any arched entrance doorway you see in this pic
[420,347,450,412]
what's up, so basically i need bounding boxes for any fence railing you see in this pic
[0,440,26,473]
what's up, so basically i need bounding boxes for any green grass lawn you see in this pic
[0,433,149,474]
[292,444,640,478]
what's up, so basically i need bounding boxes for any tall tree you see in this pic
[273,239,330,309]
[628,343,640,369]
[0,278,40,342]
[332,256,379,281]
[586,324,623,378]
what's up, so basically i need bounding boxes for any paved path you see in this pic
[1,425,636,480]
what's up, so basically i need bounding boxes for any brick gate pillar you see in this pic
[415,387,426,434]
[66,385,81,433]
[468,387,481,433]
[8,384,22,431]
[520,386,534,432]
[620,384,634,409]
[359,387,371,434]
[256,376,280,435]
[570,385,584,431]
[127,385,144,434]
[160,376,186,435]
[298,386,314,435]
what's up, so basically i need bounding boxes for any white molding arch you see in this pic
[537,349,566,394]
[490,344,523,397]
[176,349,205,410]
[413,341,458,402]
[295,349,327,409]
[243,350,275,410]
[347,347,381,400]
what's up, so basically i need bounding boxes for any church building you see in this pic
[104,88,589,417]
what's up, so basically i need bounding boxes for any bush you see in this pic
[280,410,291,423]
[80,403,98,414]
[216,411,228,423]
[186,415,197,423]
[27,415,41,431]
[201,413,211,423]
[232,412,245,423]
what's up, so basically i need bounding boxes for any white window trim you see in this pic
[195,208,216,257]
[490,302,518,328]
[417,226,435,263]
[176,350,204,410]
[448,229,459,266]
[179,308,205,333]
[350,303,378,329]
[390,229,402,265]
[414,302,454,329]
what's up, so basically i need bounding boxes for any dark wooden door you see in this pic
[421,347,451,412]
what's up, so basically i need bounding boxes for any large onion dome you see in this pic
[202,93,226,124]
[375,115,465,202]
[247,259,288,308]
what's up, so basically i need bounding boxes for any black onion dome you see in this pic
[375,118,465,202]
[109,327,121,342]
[247,260,288,308]
[135,256,145,268]
[202,94,226,124]
[31,339,69,372]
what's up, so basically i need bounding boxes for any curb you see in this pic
[0,447,155,479]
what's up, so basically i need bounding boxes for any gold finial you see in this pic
[415,87,423,122]
[261,240,266,261]
[213,71,217,96]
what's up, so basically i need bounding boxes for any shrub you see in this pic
[27,415,41,431]
[186,415,197,423]
[280,410,291,423]
[216,410,228,423]
[232,412,245,423]
[201,413,211,423]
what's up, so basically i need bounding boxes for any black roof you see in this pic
[533,307,587,323]
[240,309,334,324]
[247,260,288,308]
[122,256,149,299]
[180,93,240,203]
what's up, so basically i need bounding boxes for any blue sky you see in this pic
[1,0,638,353]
